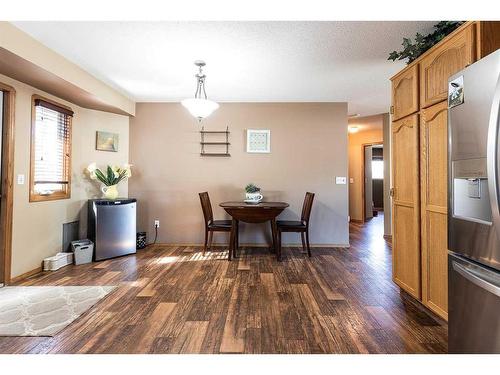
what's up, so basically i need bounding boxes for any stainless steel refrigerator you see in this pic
[448,49,500,353]
[88,198,137,261]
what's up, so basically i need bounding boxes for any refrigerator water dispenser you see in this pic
[452,158,492,224]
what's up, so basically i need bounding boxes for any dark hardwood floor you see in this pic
[0,215,448,353]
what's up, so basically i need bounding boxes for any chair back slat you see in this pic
[301,192,315,224]
[199,192,214,226]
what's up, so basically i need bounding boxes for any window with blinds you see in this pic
[30,97,73,202]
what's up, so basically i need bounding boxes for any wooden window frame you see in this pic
[29,95,73,202]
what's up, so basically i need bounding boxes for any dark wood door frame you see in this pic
[361,141,383,223]
[0,81,15,284]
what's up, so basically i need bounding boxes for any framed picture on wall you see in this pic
[246,129,271,153]
[96,131,119,152]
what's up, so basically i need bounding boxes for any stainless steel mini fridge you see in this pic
[448,49,500,353]
[88,199,137,261]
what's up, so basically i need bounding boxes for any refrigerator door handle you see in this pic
[453,260,500,297]
[487,75,500,230]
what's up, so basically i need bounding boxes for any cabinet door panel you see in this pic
[392,114,421,299]
[476,21,500,59]
[391,65,419,121]
[420,102,448,320]
[420,25,475,108]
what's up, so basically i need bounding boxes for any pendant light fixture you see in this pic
[181,60,219,122]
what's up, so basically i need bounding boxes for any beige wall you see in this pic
[0,73,130,278]
[348,115,384,222]
[129,102,349,246]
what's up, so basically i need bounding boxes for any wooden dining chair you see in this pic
[277,192,315,257]
[199,192,236,254]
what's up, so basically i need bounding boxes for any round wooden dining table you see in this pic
[219,201,289,261]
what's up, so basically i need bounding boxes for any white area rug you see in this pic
[0,286,116,336]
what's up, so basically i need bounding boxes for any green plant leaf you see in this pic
[388,21,464,65]
[106,166,114,185]
[94,169,108,185]
[245,183,260,193]
[116,170,127,184]
[388,51,399,61]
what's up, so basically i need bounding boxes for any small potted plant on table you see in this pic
[245,183,263,203]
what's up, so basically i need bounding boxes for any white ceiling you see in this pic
[13,21,435,116]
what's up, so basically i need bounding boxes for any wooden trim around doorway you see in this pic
[0,81,16,284]
[361,141,383,222]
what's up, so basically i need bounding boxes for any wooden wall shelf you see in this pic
[200,126,230,156]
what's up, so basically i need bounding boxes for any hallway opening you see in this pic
[348,113,391,240]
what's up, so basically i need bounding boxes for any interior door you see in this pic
[392,114,421,299]
[364,145,373,220]
[421,101,448,320]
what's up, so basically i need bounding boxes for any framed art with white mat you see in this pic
[246,129,270,153]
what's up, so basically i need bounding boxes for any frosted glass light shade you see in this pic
[181,98,219,121]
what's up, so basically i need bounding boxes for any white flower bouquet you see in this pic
[86,163,132,199]
[86,163,132,185]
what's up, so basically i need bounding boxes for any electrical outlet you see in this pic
[154,220,160,228]
[17,174,25,185]
[335,176,347,184]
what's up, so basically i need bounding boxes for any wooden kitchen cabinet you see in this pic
[392,114,421,299]
[419,24,475,109]
[420,101,448,320]
[390,21,500,321]
[391,65,419,121]
[476,21,500,59]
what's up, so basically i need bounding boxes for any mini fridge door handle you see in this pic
[453,260,500,297]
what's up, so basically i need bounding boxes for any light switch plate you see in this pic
[17,174,25,185]
[336,176,347,185]
[349,178,354,184]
